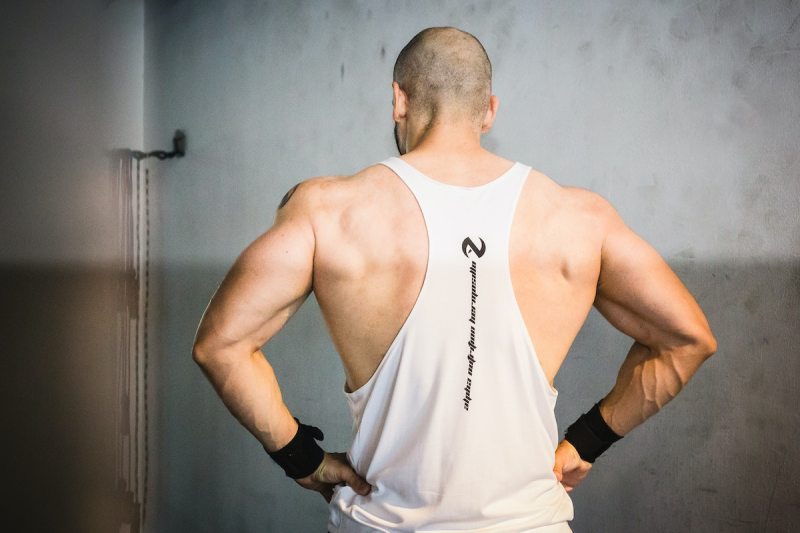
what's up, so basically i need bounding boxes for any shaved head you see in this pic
[393,27,492,128]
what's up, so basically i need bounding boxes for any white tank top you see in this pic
[327,156,574,533]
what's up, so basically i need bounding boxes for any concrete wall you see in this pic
[1,0,145,531]
[145,1,799,531]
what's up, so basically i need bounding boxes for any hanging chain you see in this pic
[116,130,182,530]
[141,165,151,528]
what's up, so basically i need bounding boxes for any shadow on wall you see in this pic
[150,257,799,532]
[564,258,800,532]
[5,218,794,522]
[3,258,797,531]
[3,264,124,532]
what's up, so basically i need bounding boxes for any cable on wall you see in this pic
[114,129,185,533]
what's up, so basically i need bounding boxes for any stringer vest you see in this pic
[327,156,574,533]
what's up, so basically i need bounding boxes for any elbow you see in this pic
[657,329,716,386]
[688,327,718,360]
[705,330,718,357]
[192,335,253,366]
[659,326,717,362]
[192,340,210,365]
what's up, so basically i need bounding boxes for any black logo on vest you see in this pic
[461,237,486,258]
[461,236,485,411]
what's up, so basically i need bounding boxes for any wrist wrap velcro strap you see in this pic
[265,417,326,479]
[564,400,623,463]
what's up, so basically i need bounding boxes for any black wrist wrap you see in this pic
[564,400,623,463]
[265,417,326,479]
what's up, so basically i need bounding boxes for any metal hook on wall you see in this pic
[131,129,186,160]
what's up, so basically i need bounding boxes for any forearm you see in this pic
[598,340,709,437]
[194,347,299,451]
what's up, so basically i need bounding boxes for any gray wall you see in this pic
[2,0,145,531]
[144,1,800,532]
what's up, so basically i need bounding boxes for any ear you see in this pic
[480,95,499,133]
[392,81,408,122]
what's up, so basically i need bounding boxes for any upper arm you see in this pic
[592,196,717,355]
[192,179,318,359]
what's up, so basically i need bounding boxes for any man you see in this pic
[192,26,717,532]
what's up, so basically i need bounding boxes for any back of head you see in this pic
[393,27,492,129]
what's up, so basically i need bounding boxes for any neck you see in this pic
[405,114,483,156]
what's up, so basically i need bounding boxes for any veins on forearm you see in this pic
[604,341,688,435]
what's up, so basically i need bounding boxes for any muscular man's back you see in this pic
[192,25,717,530]
[310,151,605,395]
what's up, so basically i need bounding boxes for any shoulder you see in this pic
[273,164,393,220]
[562,185,620,221]
[289,163,394,198]
[527,169,621,226]
[554,185,638,259]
